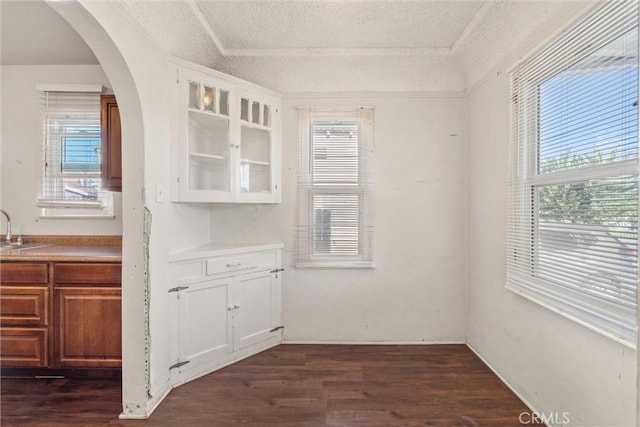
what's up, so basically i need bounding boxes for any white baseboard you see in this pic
[171,336,282,389]
[283,340,466,345]
[466,342,549,427]
[118,413,149,420]
[118,379,172,420]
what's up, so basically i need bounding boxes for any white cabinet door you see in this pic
[173,67,237,203]
[232,270,280,351]
[178,277,233,374]
[236,88,281,204]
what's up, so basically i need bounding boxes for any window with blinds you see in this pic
[297,107,374,268]
[507,1,638,346]
[39,89,113,217]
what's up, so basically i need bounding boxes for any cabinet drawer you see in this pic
[0,263,48,284]
[54,263,121,286]
[206,251,277,276]
[0,327,48,367]
[0,286,48,326]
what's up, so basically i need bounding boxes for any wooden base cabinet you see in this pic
[53,263,122,368]
[0,262,49,367]
[55,287,122,368]
[169,244,283,384]
[0,261,122,370]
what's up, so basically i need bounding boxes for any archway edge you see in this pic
[46,0,149,419]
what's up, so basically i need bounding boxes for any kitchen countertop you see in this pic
[0,235,122,263]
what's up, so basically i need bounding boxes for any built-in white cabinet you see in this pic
[175,277,233,371]
[168,244,283,385]
[172,65,281,203]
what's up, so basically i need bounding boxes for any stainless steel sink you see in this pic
[0,242,51,252]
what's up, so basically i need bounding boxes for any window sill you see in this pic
[296,261,375,269]
[505,281,636,350]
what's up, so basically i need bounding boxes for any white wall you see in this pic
[210,93,467,343]
[466,62,637,427]
[0,64,123,235]
[49,1,214,418]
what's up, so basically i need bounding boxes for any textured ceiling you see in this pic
[113,0,591,92]
[2,0,592,92]
[195,1,483,51]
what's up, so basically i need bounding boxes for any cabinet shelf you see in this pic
[191,152,226,162]
[190,153,227,175]
[240,158,270,166]
[190,153,227,172]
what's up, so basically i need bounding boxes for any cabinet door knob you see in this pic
[234,304,240,310]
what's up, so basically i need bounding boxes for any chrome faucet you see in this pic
[0,210,11,243]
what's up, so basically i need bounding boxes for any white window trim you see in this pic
[38,87,115,219]
[506,1,638,347]
[296,107,374,269]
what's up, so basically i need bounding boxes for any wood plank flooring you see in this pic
[1,344,534,426]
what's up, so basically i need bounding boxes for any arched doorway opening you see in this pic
[47,0,148,418]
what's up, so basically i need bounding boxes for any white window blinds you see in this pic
[507,0,638,346]
[39,90,113,217]
[297,107,374,268]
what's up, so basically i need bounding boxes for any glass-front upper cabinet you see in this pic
[238,90,278,201]
[172,65,281,203]
[187,81,231,193]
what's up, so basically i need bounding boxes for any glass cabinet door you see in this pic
[239,125,271,193]
[188,112,230,191]
[187,81,231,192]
[239,96,272,195]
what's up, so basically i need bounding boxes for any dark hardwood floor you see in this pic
[2,344,534,426]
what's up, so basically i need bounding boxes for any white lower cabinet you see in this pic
[177,277,233,373]
[233,270,281,351]
[169,244,283,385]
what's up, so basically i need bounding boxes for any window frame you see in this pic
[506,1,638,347]
[296,107,374,269]
[38,89,114,219]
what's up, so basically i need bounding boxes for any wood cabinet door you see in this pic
[232,270,280,351]
[177,277,233,374]
[55,287,121,368]
[0,327,48,367]
[101,94,122,192]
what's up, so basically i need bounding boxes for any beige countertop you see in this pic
[0,235,122,263]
